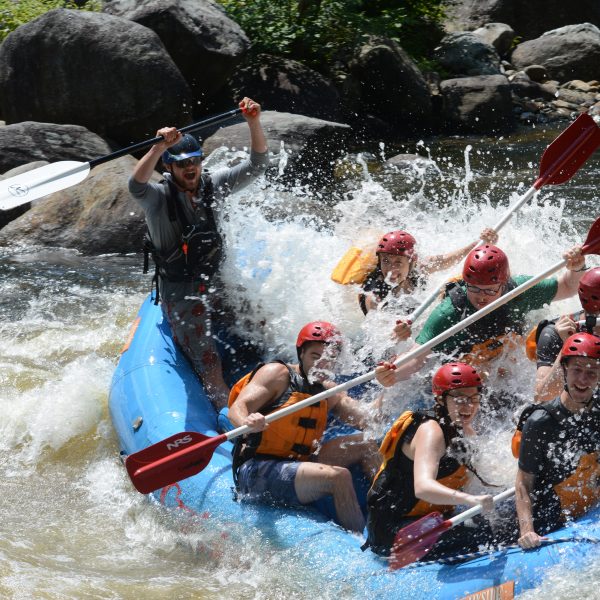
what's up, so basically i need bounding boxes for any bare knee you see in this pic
[325,466,354,494]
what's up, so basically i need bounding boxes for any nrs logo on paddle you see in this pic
[166,434,193,451]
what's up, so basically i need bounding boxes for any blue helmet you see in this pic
[162,134,203,164]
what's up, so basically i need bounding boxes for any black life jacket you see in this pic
[445,278,521,358]
[358,266,423,315]
[143,174,223,304]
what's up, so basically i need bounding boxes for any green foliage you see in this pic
[0,0,101,42]
[215,0,447,68]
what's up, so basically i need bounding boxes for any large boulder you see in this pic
[445,0,600,41]
[0,122,111,174]
[434,33,501,77]
[203,111,351,186]
[344,37,433,135]
[0,156,147,253]
[103,0,249,106]
[0,9,192,147]
[511,24,600,83]
[227,54,341,122]
[440,74,514,133]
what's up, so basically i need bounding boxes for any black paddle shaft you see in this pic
[88,107,243,168]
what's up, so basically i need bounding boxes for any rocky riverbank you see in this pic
[0,0,599,254]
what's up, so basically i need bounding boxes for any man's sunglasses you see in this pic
[174,157,203,168]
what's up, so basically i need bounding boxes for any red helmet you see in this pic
[296,321,342,349]
[578,268,600,314]
[376,231,416,256]
[462,245,509,286]
[561,332,600,362]
[432,362,482,396]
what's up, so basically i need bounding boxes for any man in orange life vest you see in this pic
[532,267,600,402]
[227,321,383,533]
[514,333,600,549]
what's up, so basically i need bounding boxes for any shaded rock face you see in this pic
[0,9,192,147]
[227,54,341,122]
[445,0,600,41]
[0,156,147,254]
[434,33,501,76]
[511,24,600,83]
[203,111,351,186]
[440,74,514,133]
[103,0,249,105]
[345,37,432,135]
[0,122,112,174]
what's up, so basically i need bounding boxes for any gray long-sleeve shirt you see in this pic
[129,149,269,301]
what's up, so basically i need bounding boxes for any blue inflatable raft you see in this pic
[109,296,600,599]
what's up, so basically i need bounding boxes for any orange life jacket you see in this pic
[229,361,328,461]
[512,401,600,518]
[370,411,469,517]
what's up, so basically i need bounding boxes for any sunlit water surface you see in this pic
[1,124,600,599]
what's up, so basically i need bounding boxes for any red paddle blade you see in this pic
[388,512,450,570]
[582,216,600,256]
[125,431,227,494]
[536,113,600,188]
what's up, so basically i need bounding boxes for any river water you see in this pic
[1,124,600,599]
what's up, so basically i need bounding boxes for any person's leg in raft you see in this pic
[163,297,230,409]
[316,434,382,479]
[295,462,365,533]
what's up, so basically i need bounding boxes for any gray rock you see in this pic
[523,65,550,82]
[227,54,341,121]
[434,33,501,76]
[0,122,112,174]
[0,9,193,147]
[344,36,432,135]
[472,23,515,56]
[444,0,600,41]
[204,111,351,186]
[440,74,514,133]
[511,23,600,82]
[103,0,249,104]
[0,156,147,254]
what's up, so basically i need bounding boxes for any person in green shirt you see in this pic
[378,243,588,390]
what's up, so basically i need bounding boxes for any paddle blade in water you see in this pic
[536,113,600,188]
[125,431,227,494]
[0,161,90,211]
[582,217,600,256]
[388,512,450,570]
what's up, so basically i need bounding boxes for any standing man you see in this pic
[129,98,269,409]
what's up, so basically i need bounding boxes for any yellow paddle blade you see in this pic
[331,246,378,285]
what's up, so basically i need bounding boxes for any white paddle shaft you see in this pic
[449,487,516,527]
